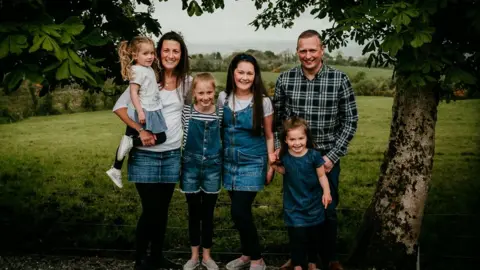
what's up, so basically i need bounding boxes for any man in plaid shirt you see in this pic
[273,30,358,270]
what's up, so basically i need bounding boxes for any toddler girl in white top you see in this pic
[106,36,168,188]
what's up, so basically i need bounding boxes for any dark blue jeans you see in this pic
[320,160,340,265]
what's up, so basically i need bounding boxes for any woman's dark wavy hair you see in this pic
[156,31,190,92]
[279,116,317,158]
[225,53,270,136]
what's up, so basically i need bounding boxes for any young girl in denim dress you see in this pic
[106,36,168,188]
[180,73,223,270]
[269,117,332,270]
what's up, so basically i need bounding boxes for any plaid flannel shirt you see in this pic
[273,65,358,164]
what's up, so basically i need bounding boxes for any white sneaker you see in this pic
[117,135,133,160]
[106,167,123,188]
[183,259,200,270]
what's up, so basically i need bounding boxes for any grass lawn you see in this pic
[0,97,478,268]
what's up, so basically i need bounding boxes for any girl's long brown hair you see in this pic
[279,116,317,158]
[118,36,159,81]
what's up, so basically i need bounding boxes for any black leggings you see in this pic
[113,126,166,170]
[185,191,219,248]
[228,191,261,260]
[288,224,322,269]
[135,183,175,264]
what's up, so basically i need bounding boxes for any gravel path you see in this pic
[0,255,135,270]
[0,255,284,270]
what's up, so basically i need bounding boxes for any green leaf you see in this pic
[404,9,420,18]
[4,70,24,91]
[67,48,83,65]
[42,35,65,60]
[316,9,328,19]
[68,59,96,85]
[61,17,85,35]
[187,1,196,16]
[445,67,477,85]
[80,29,108,46]
[55,60,70,80]
[41,24,62,38]
[43,61,62,72]
[425,75,436,82]
[381,35,404,56]
[60,31,72,44]
[362,40,375,54]
[0,38,8,59]
[392,12,411,27]
[422,64,431,73]
[310,8,320,15]
[410,32,432,47]
[87,58,105,64]
[29,35,46,53]
[6,35,29,55]
[42,35,55,51]
[85,61,105,73]
[25,71,44,84]
[0,23,19,33]
[194,1,203,16]
[406,73,426,86]
[366,53,376,67]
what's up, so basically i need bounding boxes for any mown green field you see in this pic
[208,66,392,86]
[0,97,478,269]
[209,65,392,87]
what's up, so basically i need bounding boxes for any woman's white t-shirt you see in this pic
[217,91,273,117]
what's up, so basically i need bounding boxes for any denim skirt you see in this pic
[128,148,181,183]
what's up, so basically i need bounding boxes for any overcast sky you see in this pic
[144,0,364,56]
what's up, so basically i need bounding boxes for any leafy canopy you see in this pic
[182,0,479,97]
[0,0,163,93]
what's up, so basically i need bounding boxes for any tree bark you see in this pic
[348,84,439,270]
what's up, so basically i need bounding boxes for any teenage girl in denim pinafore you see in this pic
[217,53,275,270]
[181,73,223,270]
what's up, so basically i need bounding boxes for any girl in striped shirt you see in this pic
[180,72,223,270]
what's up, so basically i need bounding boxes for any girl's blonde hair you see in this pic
[118,36,160,81]
[279,116,317,158]
[191,72,216,103]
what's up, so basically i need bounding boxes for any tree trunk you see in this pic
[348,84,439,270]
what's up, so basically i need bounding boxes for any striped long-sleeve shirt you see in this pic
[273,65,358,164]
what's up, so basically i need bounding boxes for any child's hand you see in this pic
[138,111,146,124]
[268,152,278,165]
[265,166,275,186]
[322,192,332,209]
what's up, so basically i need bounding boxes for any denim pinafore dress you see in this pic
[180,105,222,193]
[222,96,267,191]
